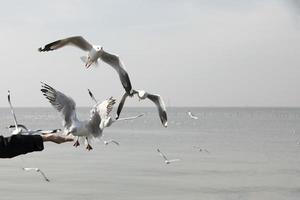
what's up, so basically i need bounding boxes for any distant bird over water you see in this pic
[38,36,133,95]
[116,90,168,127]
[188,111,198,120]
[157,149,180,164]
[193,146,209,153]
[103,139,120,146]
[22,168,50,182]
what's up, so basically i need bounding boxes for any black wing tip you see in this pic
[88,89,93,97]
[38,46,52,52]
[41,88,48,93]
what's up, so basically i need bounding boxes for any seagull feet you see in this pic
[73,140,80,147]
[86,144,93,151]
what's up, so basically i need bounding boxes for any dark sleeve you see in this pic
[0,135,44,158]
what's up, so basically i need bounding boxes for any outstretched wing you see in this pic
[157,149,168,161]
[38,36,93,52]
[105,139,120,146]
[115,90,138,119]
[8,124,28,131]
[88,89,97,103]
[97,97,116,120]
[7,90,19,131]
[100,50,133,95]
[41,82,77,129]
[38,170,50,182]
[116,113,144,121]
[169,159,180,163]
[115,92,129,119]
[147,93,168,127]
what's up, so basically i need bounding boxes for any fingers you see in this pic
[63,136,74,142]
[42,133,74,144]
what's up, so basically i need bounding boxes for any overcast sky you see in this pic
[0,0,299,107]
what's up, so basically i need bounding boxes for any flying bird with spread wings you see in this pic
[116,90,168,127]
[40,82,116,150]
[38,36,133,95]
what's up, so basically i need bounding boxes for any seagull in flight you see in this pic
[103,139,120,146]
[41,82,116,150]
[7,90,61,135]
[88,89,144,128]
[188,111,198,120]
[116,90,168,127]
[193,146,209,153]
[7,124,61,135]
[157,149,180,164]
[38,36,133,95]
[22,167,50,182]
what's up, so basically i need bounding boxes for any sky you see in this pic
[0,0,299,107]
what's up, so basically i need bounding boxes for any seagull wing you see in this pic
[147,93,168,127]
[169,159,180,162]
[38,36,93,52]
[8,124,28,131]
[157,149,168,161]
[7,90,19,130]
[100,50,133,94]
[188,112,198,119]
[22,167,38,171]
[107,140,120,146]
[38,169,50,182]
[41,82,77,130]
[97,97,116,120]
[40,129,62,134]
[115,92,129,119]
[88,89,97,103]
[116,113,144,122]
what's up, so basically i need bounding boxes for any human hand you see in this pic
[41,133,74,144]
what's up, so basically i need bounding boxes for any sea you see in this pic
[0,107,300,200]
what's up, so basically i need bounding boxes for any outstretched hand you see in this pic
[41,133,74,144]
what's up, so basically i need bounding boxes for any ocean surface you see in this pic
[1,107,300,200]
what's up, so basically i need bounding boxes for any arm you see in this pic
[0,134,73,158]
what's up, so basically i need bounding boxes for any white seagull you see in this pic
[88,89,144,128]
[41,82,116,150]
[7,90,61,135]
[188,111,198,120]
[38,36,133,95]
[8,124,61,135]
[22,167,50,182]
[103,139,120,146]
[116,90,168,127]
[157,149,180,164]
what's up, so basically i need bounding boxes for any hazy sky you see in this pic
[0,0,299,107]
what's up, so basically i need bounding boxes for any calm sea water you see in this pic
[1,107,300,200]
